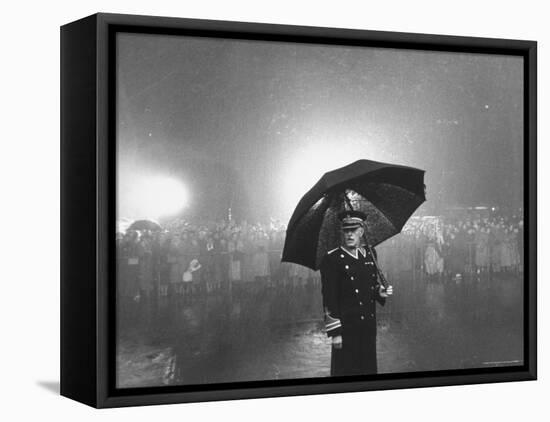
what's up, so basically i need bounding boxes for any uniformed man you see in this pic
[320,210,393,376]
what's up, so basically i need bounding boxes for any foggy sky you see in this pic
[116,32,523,222]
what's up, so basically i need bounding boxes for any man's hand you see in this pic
[379,285,393,298]
[332,335,343,349]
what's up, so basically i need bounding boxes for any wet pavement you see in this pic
[116,273,523,388]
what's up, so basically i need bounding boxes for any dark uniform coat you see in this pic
[320,246,386,376]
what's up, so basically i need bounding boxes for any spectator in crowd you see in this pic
[115,209,524,305]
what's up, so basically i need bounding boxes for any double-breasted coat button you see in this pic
[340,254,345,258]
[359,301,363,306]
[355,289,359,293]
[345,265,349,269]
[360,316,365,320]
[350,276,354,280]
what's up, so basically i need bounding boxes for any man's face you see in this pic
[342,226,363,248]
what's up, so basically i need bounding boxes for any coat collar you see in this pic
[340,246,366,260]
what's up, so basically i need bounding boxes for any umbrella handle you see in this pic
[366,243,390,289]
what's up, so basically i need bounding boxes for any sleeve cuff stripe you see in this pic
[326,322,342,331]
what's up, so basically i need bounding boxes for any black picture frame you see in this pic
[60,12,537,408]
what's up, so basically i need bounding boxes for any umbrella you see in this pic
[281,159,426,271]
[127,219,162,232]
[116,217,134,234]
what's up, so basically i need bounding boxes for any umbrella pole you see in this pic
[344,191,354,211]
[365,241,390,290]
[344,190,391,290]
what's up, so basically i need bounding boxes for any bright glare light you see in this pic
[280,144,354,218]
[123,175,189,220]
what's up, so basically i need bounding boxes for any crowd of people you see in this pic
[117,218,313,303]
[378,212,524,283]
[116,211,524,303]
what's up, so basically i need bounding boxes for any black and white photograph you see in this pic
[114,32,526,388]
[3,0,548,418]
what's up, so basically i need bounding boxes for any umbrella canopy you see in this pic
[116,217,134,234]
[127,219,162,232]
[282,159,426,270]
